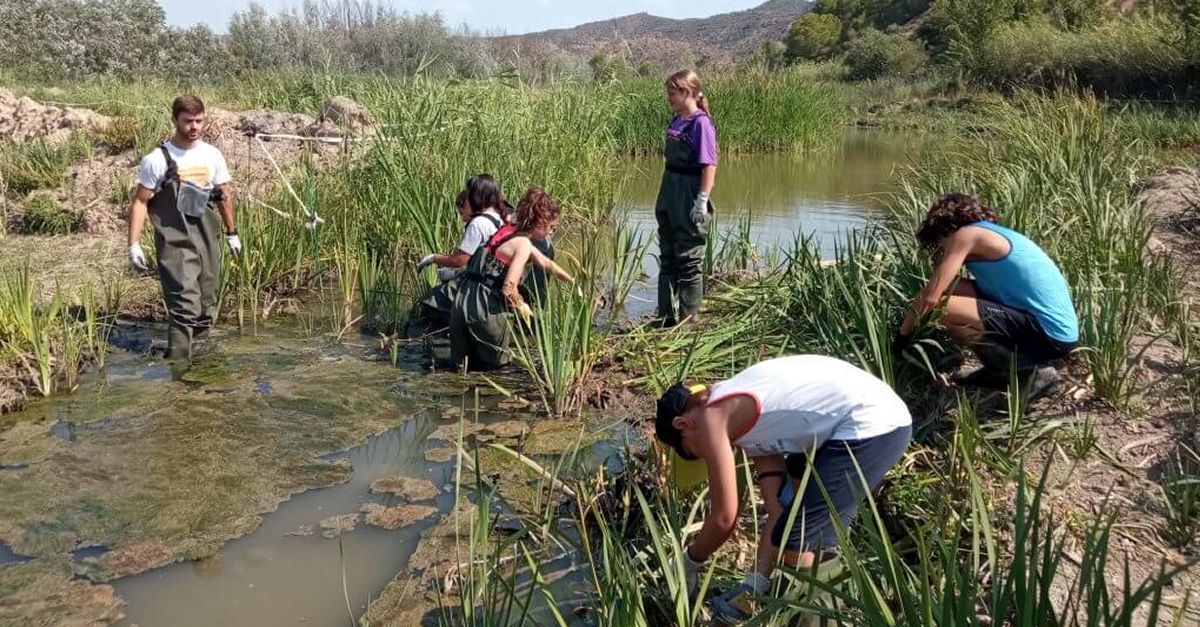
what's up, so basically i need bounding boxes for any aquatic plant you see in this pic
[0,133,91,196]
[0,263,109,402]
[510,256,601,417]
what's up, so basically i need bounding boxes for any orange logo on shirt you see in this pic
[177,165,213,186]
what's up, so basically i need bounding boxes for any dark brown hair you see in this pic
[171,95,205,120]
[515,186,561,233]
[466,174,502,215]
[665,69,710,116]
[455,189,469,210]
[916,193,1001,249]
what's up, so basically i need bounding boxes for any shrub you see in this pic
[786,13,843,61]
[966,16,1197,97]
[21,194,82,235]
[843,29,928,81]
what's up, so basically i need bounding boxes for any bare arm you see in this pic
[900,229,974,336]
[699,165,716,197]
[433,250,471,269]
[127,186,154,246]
[216,183,236,234]
[751,455,788,576]
[500,240,535,309]
[688,413,739,561]
[528,246,574,283]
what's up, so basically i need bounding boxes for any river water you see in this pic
[0,129,923,627]
[618,129,924,316]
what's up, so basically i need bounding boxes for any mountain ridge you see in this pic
[494,0,813,68]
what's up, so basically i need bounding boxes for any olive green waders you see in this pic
[147,151,223,361]
[655,123,711,325]
[450,227,526,370]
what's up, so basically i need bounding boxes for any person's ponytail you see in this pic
[666,69,711,119]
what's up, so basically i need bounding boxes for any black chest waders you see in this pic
[449,227,528,370]
[654,116,712,326]
[147,144,224,360]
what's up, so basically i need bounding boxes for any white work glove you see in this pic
[226,233,242,257]
[691,192,712,227]
[711,572,770,625]
[669,547,705,597]
[416,254,436,271]
[437,267,457,282]
[129,243,149,271]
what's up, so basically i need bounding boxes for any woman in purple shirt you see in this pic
[656,70,719,326]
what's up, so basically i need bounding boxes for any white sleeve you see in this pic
[136,152,165,191]
[457,220,487,255]
[211,148,232,186]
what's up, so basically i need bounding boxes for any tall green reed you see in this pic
[0,264,109,401]
[510,260,600,417]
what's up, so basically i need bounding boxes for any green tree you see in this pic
[843,28,928,80]
[786,13,843,60]
[754,40,788,70]
[933,0,1022,60]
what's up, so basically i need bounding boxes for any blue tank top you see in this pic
[964,221,1079,343]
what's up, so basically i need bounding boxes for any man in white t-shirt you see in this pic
[127,95,240,360]
[654,355,912,624]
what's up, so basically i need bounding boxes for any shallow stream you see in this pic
[0,129,923,626]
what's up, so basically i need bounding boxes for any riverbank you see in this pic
[1,76,1198,625]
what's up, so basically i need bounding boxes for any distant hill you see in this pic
[494,0,813,69]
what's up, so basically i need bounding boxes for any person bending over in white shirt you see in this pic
[654,355,912,624]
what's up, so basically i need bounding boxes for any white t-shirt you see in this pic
[137,140,231,192]
[456,210,503,256]
[709,356,911,457]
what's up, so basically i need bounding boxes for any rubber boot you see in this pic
[963,342,1062,400]
[956,341,1012,389]
[165,324,192,361]
[191,326,213,359]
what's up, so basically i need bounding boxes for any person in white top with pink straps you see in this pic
[654,354,912,624]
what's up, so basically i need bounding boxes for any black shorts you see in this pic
[976,298,1077,362]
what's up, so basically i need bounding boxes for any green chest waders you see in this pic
[654,123,711,325]
[521,237,555,306]
[449,227,528,370]
[147,145,223,360]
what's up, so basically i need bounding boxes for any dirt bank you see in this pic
[2,91,372,238]
[0,88,113,144]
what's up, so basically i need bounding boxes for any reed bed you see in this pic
[0,263,113,401]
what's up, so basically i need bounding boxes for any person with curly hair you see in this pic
[450,187,574,370]
[896,193,1079,397]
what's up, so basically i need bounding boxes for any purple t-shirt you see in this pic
[666,111,719,166]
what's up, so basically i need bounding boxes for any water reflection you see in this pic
[617,129,927,316]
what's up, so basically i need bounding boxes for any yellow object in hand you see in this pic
[516,302,534,325]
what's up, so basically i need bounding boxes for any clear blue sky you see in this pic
[162,0,766,35]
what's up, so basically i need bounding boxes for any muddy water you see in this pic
[113,422,452,627]
[618,129,925,315]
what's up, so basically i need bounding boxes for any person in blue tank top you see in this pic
[896,193,1079,397]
